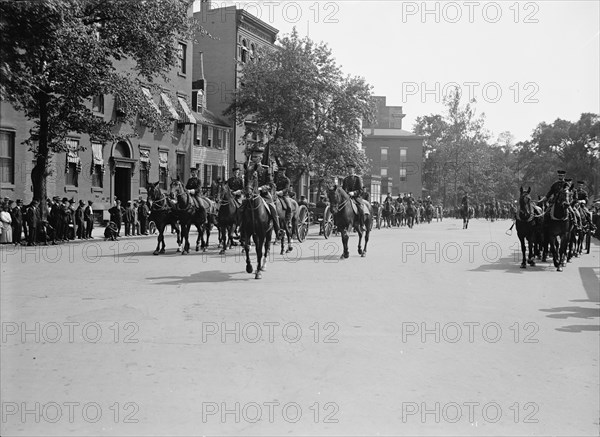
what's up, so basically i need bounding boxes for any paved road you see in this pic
[1,218,598,436]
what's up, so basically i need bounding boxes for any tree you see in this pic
[226,29,376,185]
[0,0,201,213]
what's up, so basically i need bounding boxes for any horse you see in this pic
[515,187,543,268]
[169,179,210,254]
[405,202,416,228]
[435,205,443,222]
[216,184,241,255]
[460,203,473,229]
[424,203,434,223]
[382,200,395,228]
[395,202,406,227]
[327,185,371,258]
[146,181,182,255]
[542,187,574,272]
[274,194,298,255]
[240,162,274,279]
[371,201,382,230]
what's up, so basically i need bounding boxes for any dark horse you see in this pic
[382,200,395,228]
[169,179,211,254]
[274,195,298,255]
[424,203,434,223]
[405,202,416,228]
[542,187,573,272]
[146,181,182,255]
[515,186,543,268]
[461,203,473,229]
[241,162,273,279]
[327,185,372,259]
[216,184,241,255]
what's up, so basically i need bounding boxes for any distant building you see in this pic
[362,96,424,202]
[194,1,278,169]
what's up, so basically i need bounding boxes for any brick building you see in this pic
[194,1,278,169]
[0,6,231,220]
[362,96,424,202]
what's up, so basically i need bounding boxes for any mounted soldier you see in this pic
[185,168,203,206]
[225,167,244,206]
[274,166,293,233]
[244,143,284,239]
[341,163,366,232]
[575,180,593,227]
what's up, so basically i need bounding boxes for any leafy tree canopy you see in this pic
[226,28,376,183]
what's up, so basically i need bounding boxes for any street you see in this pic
[1,218,599,436]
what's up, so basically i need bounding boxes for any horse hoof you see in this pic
[182,251,187,255]
[153,250,159,256]
[286,246,293,253]
[520,264,526,268]
[159,249,166,254]
[344,252,349,259]
[196,247,199,252]
[557,267,563,272]
[219,249,225,255]
[529,261,536,267]
[255,272,262,279]
[361,252,366,257]
[358,248,363,255]
[246,264,253,274]
[176,248,181,253]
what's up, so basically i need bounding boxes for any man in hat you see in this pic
[543,170,567,204]
[138,197,149,235]
[210,176,223,201]
[26,199,40,246]
[244,144,284,238]
[274,166,293,233]
[84,200,94,239]
[225,167,244,206]
[11,199,23,245]
[109,200,123,236]
[185,168,203,207]
[341,163,366,232]
[123,200,135,236]
[75,200,85,239]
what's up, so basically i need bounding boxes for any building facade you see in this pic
[362,96,424,202]
[0,7,231,219]
[194,1,278,169]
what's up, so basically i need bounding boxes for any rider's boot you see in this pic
[269,204,284,239]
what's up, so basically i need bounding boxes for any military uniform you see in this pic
[342,170,366,230]
[275,170,292,229]
[11,201,23,245]
[545,170,567,203]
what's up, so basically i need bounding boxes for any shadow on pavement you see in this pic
[468,255,557,274]
[147,270,249,284]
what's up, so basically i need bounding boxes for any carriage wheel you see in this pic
[296,205,309,242]
[148,221,157,235]
[323,205,333,239]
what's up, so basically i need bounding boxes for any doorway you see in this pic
[114,167,131,202]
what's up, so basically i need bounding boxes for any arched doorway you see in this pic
[111,140,135,203]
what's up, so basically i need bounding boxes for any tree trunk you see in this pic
[31,91,50,220]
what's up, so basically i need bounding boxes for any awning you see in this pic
[67,143,80,164]
[159,151,168,168]
[160,93,180,121]
[177,97,197,124]
[91,142,103,165]
[141,87,161,115]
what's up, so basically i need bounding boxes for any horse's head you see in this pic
[518,186,533,220]
[327,185,341,213]
[146,181,161,200]
[243,162,259,197]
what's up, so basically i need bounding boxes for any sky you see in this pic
[194,0,600,143]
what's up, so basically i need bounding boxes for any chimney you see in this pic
[192,52,206,112]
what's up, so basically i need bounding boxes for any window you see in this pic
[177,42,187,74]
[381,147,388,165]
[214,129,222,149]
[380,168,388,177]
[203,164,212,187]
[92,94,104,113]
[91,142,104,187]
[91,165,103,187]
[399,167,407,182]
[65,139,80,186]
[194,124,201,146]
[0,130,15,184]
[399,148,407,162]
[176,154,185,181]
[241,39,248,63]
[207,127,213,147]
[202,125,209,147]
[139,161,149,189]
[250,43,256,62]
[159,151,168,189]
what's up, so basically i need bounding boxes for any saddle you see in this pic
[350,198,370,217]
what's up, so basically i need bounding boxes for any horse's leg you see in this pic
[254,234,263,279]
[527,237,536,266]
[519,235,527,268]
[340,228,349,259]
[362,218,370,257]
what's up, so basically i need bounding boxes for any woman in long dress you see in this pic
[0,204,13,244]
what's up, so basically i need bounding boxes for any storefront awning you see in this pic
[177,97,197,124]
[141,87,161,115]
[161,93,180,121]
